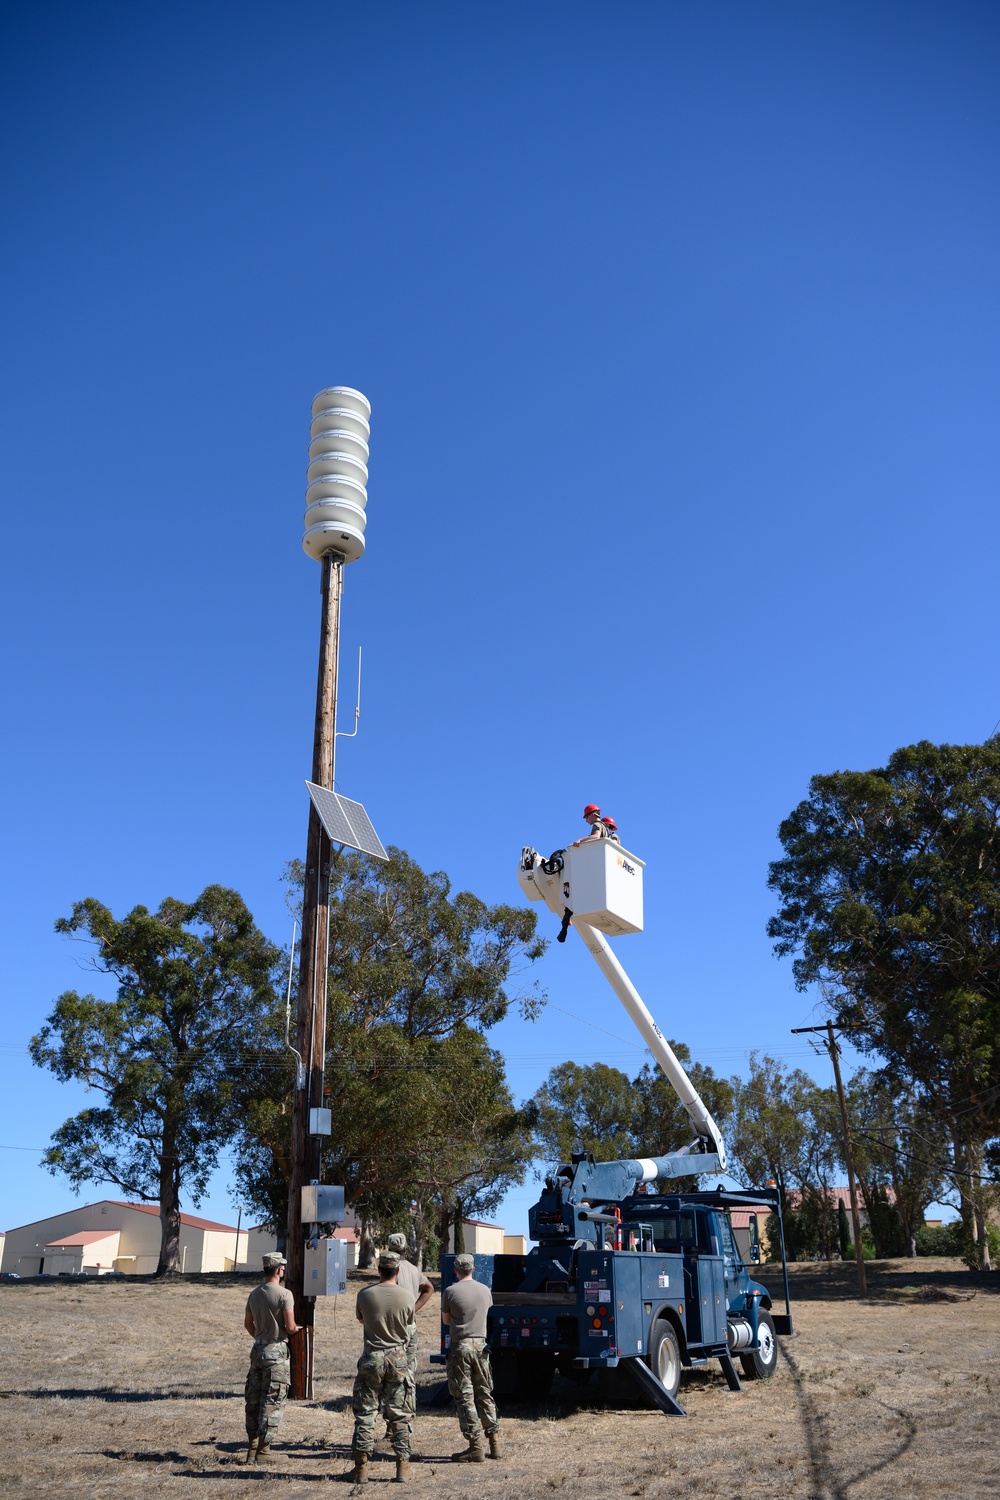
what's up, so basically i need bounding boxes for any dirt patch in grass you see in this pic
[2,1259,998,1498]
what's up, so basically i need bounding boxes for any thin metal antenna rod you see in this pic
[283,919,306,1090]
[336,647,362,745]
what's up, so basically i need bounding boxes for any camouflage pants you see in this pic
[352,1346,414,1458]
[406,1324,419,1380]
[446,1338,498,1441]
[245,1340,289,1445]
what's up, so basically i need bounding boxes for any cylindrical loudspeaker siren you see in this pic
[308,429,369,465]
[311,386,371,422]
[303,387,371,562]
[304,499,368,533]
[306,451,369,487]
[303,519,366,564]
[305,473,368,508]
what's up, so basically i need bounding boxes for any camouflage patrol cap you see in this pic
[387,1233,408,1253]
[262,1253,287,1270]
[454,1253,475,1273]
[378,1250,401,1271]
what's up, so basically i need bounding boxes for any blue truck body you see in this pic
[435,1157,792,1414]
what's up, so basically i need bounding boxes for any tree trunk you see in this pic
[453,1201,465,1254]
[975,1206,992,1271]
[157,1129,182,1275]
[357,1215,375,1270]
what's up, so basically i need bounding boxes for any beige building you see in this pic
[447,1217,506,1255]
[2,1200,248,1276]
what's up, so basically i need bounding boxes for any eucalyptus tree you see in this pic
[768,737,1000,1266]
[31,887,280,1273]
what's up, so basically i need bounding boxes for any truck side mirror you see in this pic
[749,1214,761,1264]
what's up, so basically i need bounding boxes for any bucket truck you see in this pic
[432,837,793,1415]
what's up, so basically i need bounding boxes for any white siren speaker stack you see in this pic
[303,386,371,563]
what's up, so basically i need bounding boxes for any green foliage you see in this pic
[30,887,280,1273]
[728,1054,844,1259]
[915,1221,965,1256]
[846,1068,945,1257]
[233,848,545,1262]
[533,1061,636,1163]
[530,1044,733,1190]
[767,737,1000,1265]
[914,1219,1000,1263]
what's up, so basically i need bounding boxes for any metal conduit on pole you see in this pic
[286,386,371,1400]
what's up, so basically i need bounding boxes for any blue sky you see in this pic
[2,0,998,1238]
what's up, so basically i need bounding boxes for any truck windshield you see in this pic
[642,1210,697,1252]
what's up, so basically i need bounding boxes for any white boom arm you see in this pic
[518,845,726,1171]
[573,919,727,1169]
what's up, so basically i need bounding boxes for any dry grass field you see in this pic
[2,1258,997,1499]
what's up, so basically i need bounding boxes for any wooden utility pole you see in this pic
[286,552,343,1399]
[791,1022,867,1297]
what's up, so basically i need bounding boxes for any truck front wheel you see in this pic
[739,1309,777,1380]
[649,1322,682,1399]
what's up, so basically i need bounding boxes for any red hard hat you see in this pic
[583,803,601,816]
[602,817,617,830]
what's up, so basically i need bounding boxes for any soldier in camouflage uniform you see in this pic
[349,1250,416,1484]
[442,1253,500,1462]
[386,1232,433,1382]
[243,1252,300,1464]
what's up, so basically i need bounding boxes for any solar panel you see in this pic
[305,782,388,861]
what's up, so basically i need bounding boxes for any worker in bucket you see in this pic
[386,1232,434,1382]
[571,803,608,847]
[243,1252,301,1465]
[442,1253,501,1463]
[561,804,613,941]
[348,1250,416,1484]
[601,816,621,844]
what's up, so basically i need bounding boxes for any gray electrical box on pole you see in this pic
[304,1237,349,1296]
[301,1184,346,1223]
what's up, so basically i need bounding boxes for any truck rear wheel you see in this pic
[739,1309,777,1380]
[649,1322,682,1399]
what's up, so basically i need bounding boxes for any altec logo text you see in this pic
[616,857,636,876]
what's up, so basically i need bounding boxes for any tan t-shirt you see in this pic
[246,1281,295,1344]
[442,1277,492,1342]
[395,1259,427,1299]
[356,1282,415,1350]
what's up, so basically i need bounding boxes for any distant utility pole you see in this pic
[286,387,371,1400]
[791,1021,867,1297]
